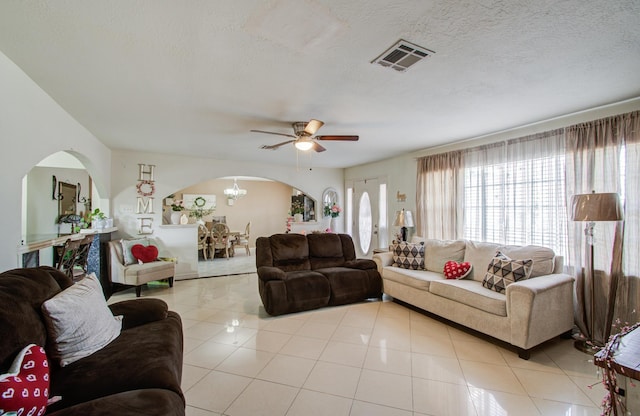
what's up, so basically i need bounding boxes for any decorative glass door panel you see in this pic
[353,179,379,257]
[358,192,372,253]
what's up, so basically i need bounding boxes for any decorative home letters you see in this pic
[136,164,156,233]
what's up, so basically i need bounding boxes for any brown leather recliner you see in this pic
[256,233,382,316]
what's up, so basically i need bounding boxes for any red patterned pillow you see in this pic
[131,244,158,264]
[443,260,472,279]
[0,344,49,416]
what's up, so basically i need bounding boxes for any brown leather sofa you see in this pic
[256,233,382,316]
[0,266,184,415]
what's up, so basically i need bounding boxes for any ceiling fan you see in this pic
[251,119,359,152]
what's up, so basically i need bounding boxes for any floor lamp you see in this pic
[393,209,414,242]
[570,191,623,353]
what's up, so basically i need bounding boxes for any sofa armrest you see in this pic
[373,252,394,272]
[344,259,377,270]
[506,273,575,349]
[257,266,286,282]
[108,298,169,330]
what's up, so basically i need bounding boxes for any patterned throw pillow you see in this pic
[0,344,49,416]
[443,260,472,279]
[482,251,533,294]
[391,241,425,270]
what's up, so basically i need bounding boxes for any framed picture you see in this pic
[183,194,216,210]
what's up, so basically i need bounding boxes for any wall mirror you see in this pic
[57,182,77,219]
[322,188,338,216]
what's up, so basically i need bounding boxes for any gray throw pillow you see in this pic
[42,273,122,367]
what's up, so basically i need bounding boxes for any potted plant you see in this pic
[169,200,185,224]
[324,203,341,232]
[189,197,214,224]
[324,203,341,218]
[291,200,304,222]
[90,208,107,229]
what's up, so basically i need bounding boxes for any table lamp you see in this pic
[393,209,414,242]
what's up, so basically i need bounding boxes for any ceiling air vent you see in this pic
[371,39,434,72]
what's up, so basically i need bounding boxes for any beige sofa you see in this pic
[373,238,575,359]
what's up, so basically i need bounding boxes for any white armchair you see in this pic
[108,240,175,297]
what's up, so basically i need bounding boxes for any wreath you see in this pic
[136,180,155,197]
[194,196,206,208]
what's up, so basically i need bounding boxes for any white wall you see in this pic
[0,50,112,271]
[110,150,344,278]
[110,149,344,236]
[27,167,90,236]
[346,98,640,245]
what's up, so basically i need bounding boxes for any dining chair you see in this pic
[210,222,232,259]
[233,221,251,256]
[197,224,210,260]
[56,234,94,282]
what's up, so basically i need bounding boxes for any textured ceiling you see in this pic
[1,0,639,168]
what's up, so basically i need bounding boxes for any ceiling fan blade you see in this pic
[250,129,297,139]
[312,142,327,152]
[304,119,324,136]
[316,135,359,141]
[260,139,295,150]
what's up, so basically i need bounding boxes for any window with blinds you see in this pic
[463,153,569,258]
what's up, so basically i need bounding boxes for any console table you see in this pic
[18,227,117,296]
[594,325,640,415]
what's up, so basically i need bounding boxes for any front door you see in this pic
[353,178,379,257]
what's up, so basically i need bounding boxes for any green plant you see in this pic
[291,200,304,215]
[324,203,341,218]
[171,200,185,211]
[90,208,106,220]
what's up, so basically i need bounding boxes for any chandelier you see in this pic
[223,178,247,201]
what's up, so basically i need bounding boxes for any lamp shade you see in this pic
[570,192,623,222]
[393,209,414,227]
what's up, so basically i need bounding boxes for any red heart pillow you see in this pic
[0,344,49,416]
[443,260,472,279]
[131,244,158,264]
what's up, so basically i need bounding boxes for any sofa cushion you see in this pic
[48,312,184,413]
[0,267,72,371]
[282,271,331,310]
[122,261,175,285]
[308,233,346,269]
[269,234,311,271]
[429,279,507,316]
[382,266,443,291]
[316,267,379,305]
[482,252,533,294]
[41,274,122,367]
[424,239,466,272]
[391,241,425,270]
[45,388,185,416]
[500,245,555,277]
[463,240,504,281]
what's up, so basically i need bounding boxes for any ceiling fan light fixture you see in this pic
[294,139,314,151]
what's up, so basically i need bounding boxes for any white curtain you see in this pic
[565,111,638,344]
[461,130,567,252]
[416,151,462,240]
[614,112,639,334]
[415,112,639,344]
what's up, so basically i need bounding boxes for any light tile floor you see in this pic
[110,271,606,416]
[196,249,256,278]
